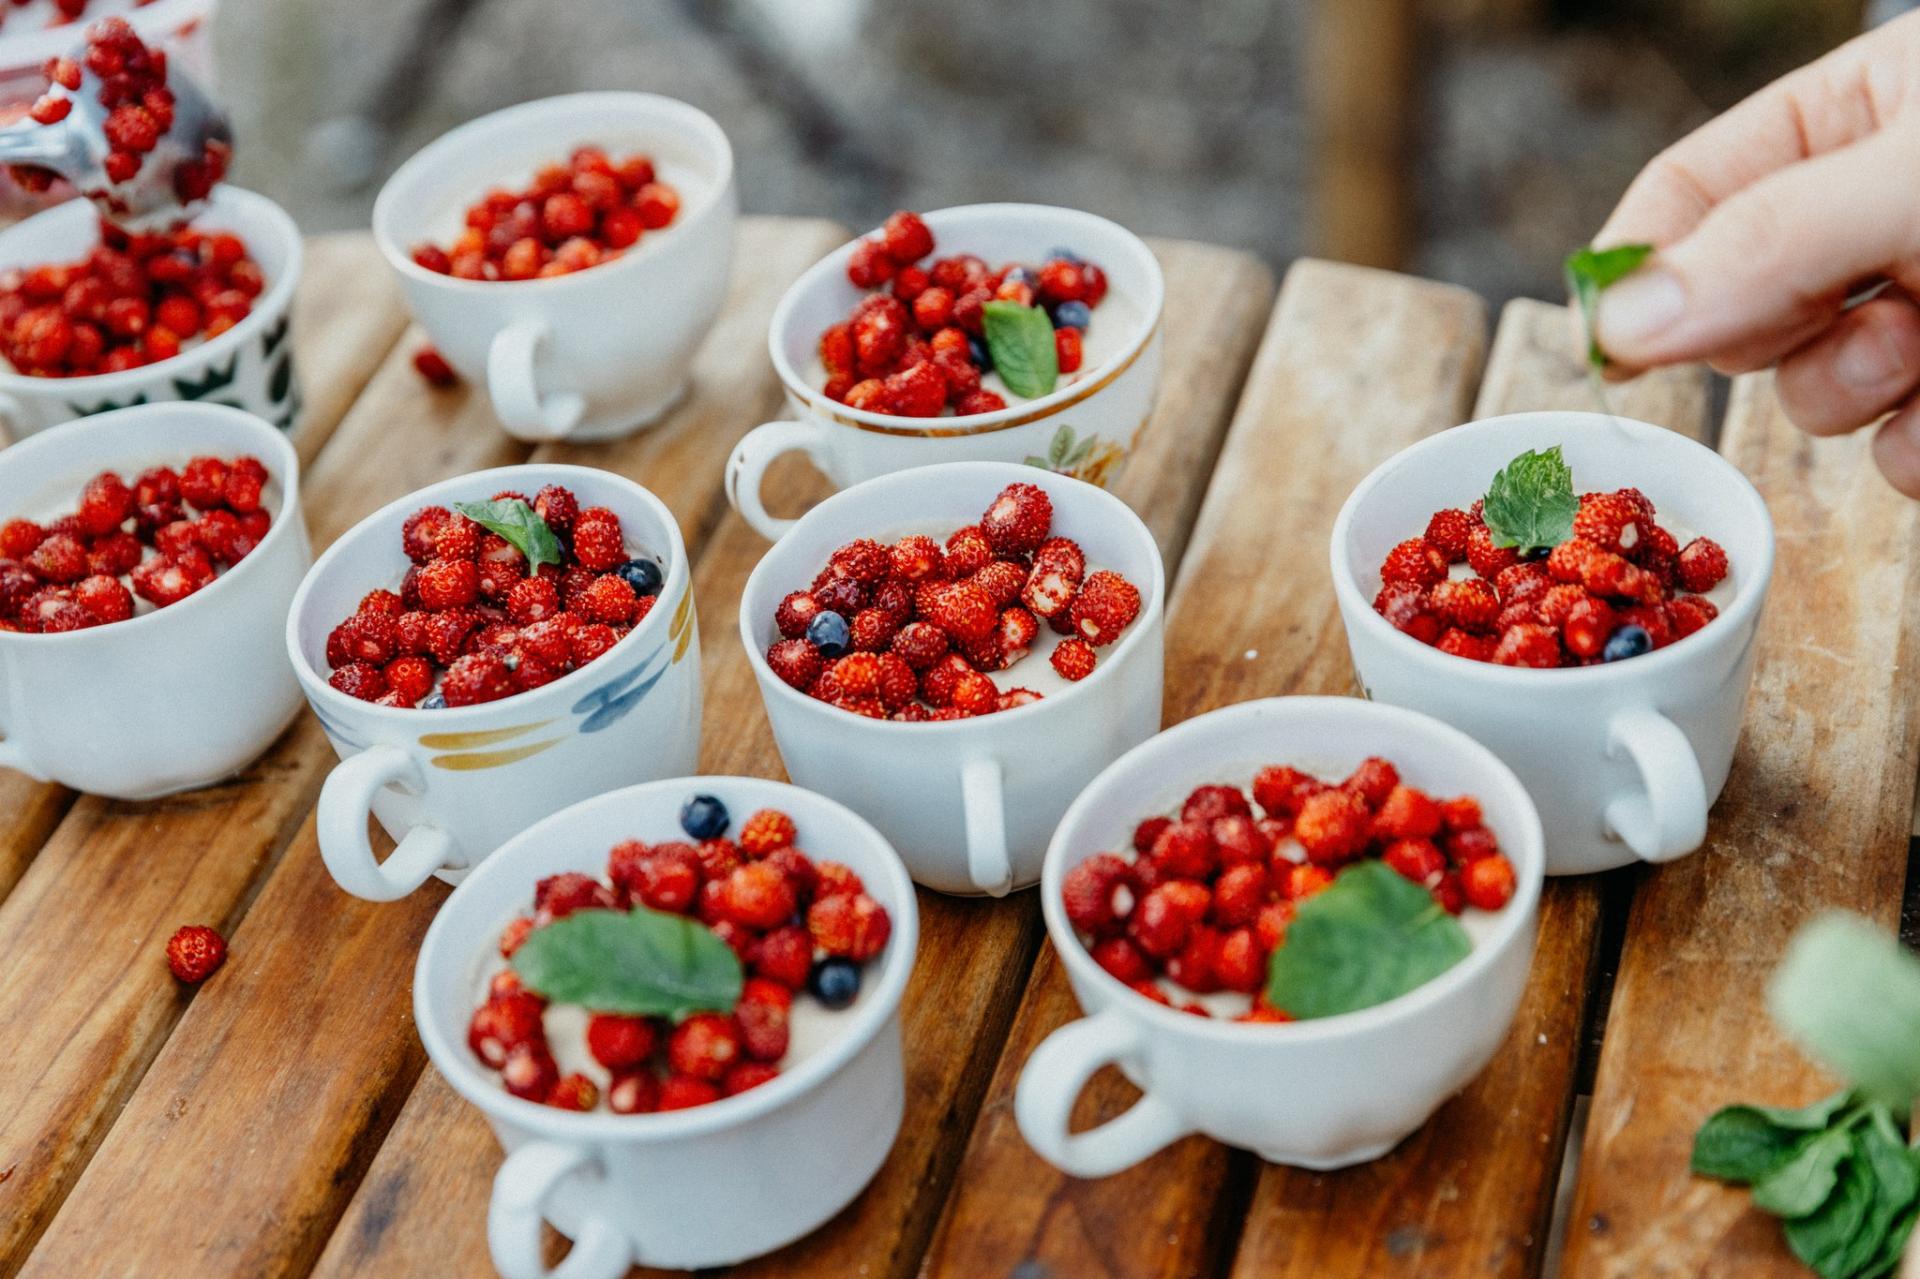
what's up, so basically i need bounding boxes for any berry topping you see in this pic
[165,924,227,984]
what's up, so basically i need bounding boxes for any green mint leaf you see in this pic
[452,498,563,573]
[1481,446,1578,553]
[983,301,1059,400]
[1265,860,1472,1019]
[511,906,742,1019]
[1753,1126,1852,1218]
[1861,1196,1920,1278]
[1566,243,1654,369]
[1769,913,1920,1117]
[1832,1123,1920,1277]
[1692,1096,1851,1184]
[1783,1142,1874,1277]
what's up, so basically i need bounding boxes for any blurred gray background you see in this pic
[215,0,1869,304]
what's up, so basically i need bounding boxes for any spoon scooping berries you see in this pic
[0,17,231,231]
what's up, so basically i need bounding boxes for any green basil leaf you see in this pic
[1694,1105,1830,1184]
[1769,913,1920,1117]
[452,498,563,573]
[1265,860,1472,1020]
[1860,1196,1920,1278]
[1753,1126,1853,1218]
[983,301,1059,400]
[511,906,742,1019]
[1481,446,1579,554]
[1831,1123,1920,1278]
[1565,243,1654,369]
[1784,1144,1874,1277]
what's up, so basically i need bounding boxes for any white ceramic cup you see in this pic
[725,203,1165,541]
[739,461,1165,895]
[0,402,309,797]
[1330,410,1776,875]
[372,92,736,443]
[413,775,919,1275]
[1016,696,1544,1174]
[0,186,304,440]
[286,463,702,902]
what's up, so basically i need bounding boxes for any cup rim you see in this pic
[370,91,735,296]
[0,402,301,646]
[284,462,690,722]
[765,203,1165,435]
[738,461,1167,734]
[1329,410,1777,685]
[413,775,920,1140]
[1043,695,1545,1042]
[0,187,303,395]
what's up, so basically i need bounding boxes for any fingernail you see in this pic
[1595,269,1685,349]
[1835,323,1907,390]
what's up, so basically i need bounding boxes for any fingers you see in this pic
[1776,295,1920,436]
[1593,120,1920,369]
[1873,403,1920,498]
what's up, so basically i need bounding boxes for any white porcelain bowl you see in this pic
[413,775,919,1276]
[0,402,308,797]
[1017,696,1543,1174]
[373,91,736,443]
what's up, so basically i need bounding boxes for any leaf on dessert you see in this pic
[1482,445,1578,553]
[453,497,563,572]
[1265,860,1471,1019]
[512,906,742,1019]
[983,301,1059,399]
[1565,242,1654,369]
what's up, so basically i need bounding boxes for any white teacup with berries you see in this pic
[1331,411,1776,875]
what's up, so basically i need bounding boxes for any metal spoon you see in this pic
[0,44,231,231]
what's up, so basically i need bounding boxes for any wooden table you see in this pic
[0,218,1913,1279]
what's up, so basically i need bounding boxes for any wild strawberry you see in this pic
[807,890,891,960]
[76,471,133,537]
[570,622,619,666]
[607,1070,661,1115]
[1063,853,1138,934]
[1437,628,1498,661]
[1492,623,1561,668]
[1423,508,1474,562]
[1438,796,1482,833]
[822,538,890,585]
[1373,579,1440,644]
[1427,578,1498,632]
[502,1043,561,1101]
[657,1075,721,1111]
[1128,980,1172,1006]
[223,457,268,514]
[1447,826,1500,865]
[1562,596,1616,659]
[726,809,794,860]
[880,210,935,262]
[506,576,560,626]
[1547,538,1600,584]
[981,482,1052,553]
[758,638,819,693]
[27,532,85,582]
[1150,819,1217,879]
[1092,935,1153,984]
[972,561,1026,610]
[383,656,434,704]
[1677,537,1728,593]
[667,1012,742,1082]
[842,605,896,654]
[723,1063,781,1096]
[957,389,1008,415]
[1213,928,1267,993]
[1572,491,1644,555]
[1252,764,1325,818]
[442,652,513,705]
[582,1012,656,1072]
[1165,924,1221,994]
[1381,837,1446,889]
[534,872,617,921]
[873,651,917,708]
[416,557,479,610]
[1339,757,1396,808]
[1463,853,1517,910]
[950,670,999,716]
[577,574,636,624]
[499,917,534,958]
[1380,537,1446,588]
[417,609,472,665]
[571,509,626,571]
[1047,636,1096,681]
[1070,571,1140,646]
[331,612,398,666]
[990,605,1036,658]
[360,589,403,616]
[1129,880,1210,958]
[165,924,226,983]
[928,579,997,643]
[1209,862,1270,928]
[883,359,947,417]
[1255,899,1296,951]
[1054,327,1084,373]
[468,991,547,1068]
[1617,603,1673,649]
[1294,788,1372,865]
[1632,522,1680,580]
[943,524,994,577]
[545,1074,599,1111]
[1466,524,1522,579]
[889,620,948,669]
[1374,785,1442,839]
[74,574,132,624]
[1586,551,1662,604]
[177,456,228,509]
[1669,594,1718,638]
[0,519,44,559]
[918,654,966,707]
[329,661,387,701]
[1536,584,1589,629]
[1495,562,1553,606]
[753,927,815,992]
[631,846,701,913]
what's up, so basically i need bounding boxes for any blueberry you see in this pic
[1520,546,1551,562]
[614,557,664,597]
[807,956,861,1009]
[807,610,850,658]
[1046,246,1082,264]
[1602,624,1652,663]
[1003,265,1038,289]
[1050,300,1091,331]
[421,690,447,710]
[680,794,730,840]
[967,335,992,371]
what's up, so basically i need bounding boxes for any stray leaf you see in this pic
[1565,243,1654,369]
[1265,860,1472,1019]
[983,301,1059,400]
[1769,913,1920,1117]
[511,906,742,1019]
[452,498,563,573]
[1481,446,1578,554]
[1692,1092,1856,1184]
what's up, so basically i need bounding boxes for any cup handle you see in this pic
[1015,1008,1195,1177]
[960,755,1014,896]
[725,419,832,542]
[489,1140,633,1279]
[317,744,458,901]
[488,319,586,440]
[1604,705,1709,864]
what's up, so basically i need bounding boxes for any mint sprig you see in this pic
[511,906,742,1019]
[1566,243,1655,370]
[452,498,562,573]
[1265,860,1471,1019]
[1481,446,1578,554]
[983,301,1059,400]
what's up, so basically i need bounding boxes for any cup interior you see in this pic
[372,92,732,277]
[740,461,1166,725]
[768,203,1164,427]
[1045,695,1545,1036]
[287,463,684,712]
[414,775,919,1137]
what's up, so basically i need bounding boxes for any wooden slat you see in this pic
[918,259,1488,1279]
[0,245,410,1272]
[10,218,843,1279]
[1560,374,1920,1277]
[308,238,1274,1279]
[1224,297,1712,1278]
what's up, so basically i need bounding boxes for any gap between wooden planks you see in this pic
[307,239,1275,1279]
[0,218,840,1278]
[1561,374,1920,1278]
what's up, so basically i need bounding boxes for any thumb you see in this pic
[1595,119,1920,369]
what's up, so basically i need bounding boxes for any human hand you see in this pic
[1589,10,1920,495]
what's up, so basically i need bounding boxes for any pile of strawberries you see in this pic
[1374,490,1730,667]
[0,217,263,376]
[411,146,681,283]
[324,487,660,709]
[470,805,892,1113]
[764,482,1142,721]
[818,209,1110,417]
[0,455,270,631]
[1064,760,1518,1019]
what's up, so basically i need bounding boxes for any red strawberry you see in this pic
[1573,491,1645,555]
[1070,570,1141,646]
[165,924,227,983]
[417,557,480,610]
[1294,788,1372,865]
[929,580,997,643]
[889,620,948,669]
[1492,623,1561,668]
[502,1043,560,1101]
[74,574,132,624]
[1380,537,1446,588]
[506,576,560,626]
[980,482,1052,554]
[586,1014,657,1071]
[667,1012,742,1081]
[880,210,935,262]
[442,652,513,705]
[27,532,86,582]
[1051,637,1096,681]
[1373,579,1440,644]
[1427,577,1498,632]
[571,508,626,571]
[767,638,823,690]
[470,992,548,1068]
[1423,508,1474,562]
[1062,853,1139,934]
[1437,628,1498,661]
[944,524,994,577]
[1677,537,1728,593]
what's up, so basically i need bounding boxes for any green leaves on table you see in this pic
[1481,445,1578,554]
[452,497,563,573]
[1770,913,1920,1117]
[511,905,742,1020]
[1564,242,1654,369]
[1265,860,1471,1019]
[983,301,1059,399]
